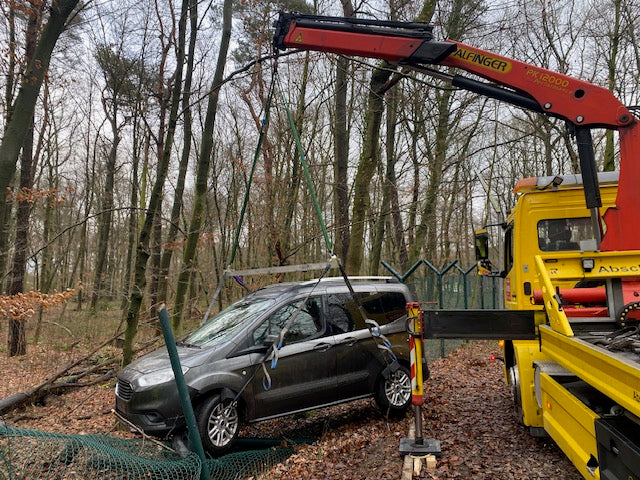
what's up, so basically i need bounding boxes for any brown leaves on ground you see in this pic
[0,341,581,479]
[259,341,581,479]
[420,342,580,480]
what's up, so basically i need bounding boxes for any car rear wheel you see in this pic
[375,365,412,415]
[196,394,239,455]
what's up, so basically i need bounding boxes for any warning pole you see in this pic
[408,302,424,443]
[400,302,441,457]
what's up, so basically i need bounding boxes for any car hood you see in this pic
[125,345,219,375]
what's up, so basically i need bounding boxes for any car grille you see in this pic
[116,379,134,401]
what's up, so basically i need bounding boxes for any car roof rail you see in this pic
[303,276,398,285]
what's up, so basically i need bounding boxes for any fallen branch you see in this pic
[111,409,176,453]
[73,407,113,420]
[0,335,161,415]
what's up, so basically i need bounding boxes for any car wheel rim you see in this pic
[385,369,411,407]
[206,401,239,447]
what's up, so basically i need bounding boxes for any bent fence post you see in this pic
[158,305,211,480]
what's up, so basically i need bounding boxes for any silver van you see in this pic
[115,277,416,454]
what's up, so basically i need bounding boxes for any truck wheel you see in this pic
[196,394,239,455]
[508,364,524,425]
[375,365,412,416]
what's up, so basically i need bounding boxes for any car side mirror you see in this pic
[263,334,279,347]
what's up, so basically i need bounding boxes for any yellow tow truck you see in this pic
[483,171,640,479]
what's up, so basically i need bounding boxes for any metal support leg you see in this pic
[400,303,441,457]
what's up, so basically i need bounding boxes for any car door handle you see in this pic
[313,342,332,352]
[341,337,358,347]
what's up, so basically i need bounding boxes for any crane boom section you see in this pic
[274,12,632,129]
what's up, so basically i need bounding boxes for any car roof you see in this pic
[245,276,405,300]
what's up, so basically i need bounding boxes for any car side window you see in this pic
[326,294,355,334]
[352,291,407,328]
[252,297,323,345]
[326,291,405,331]
[374,291,407,323]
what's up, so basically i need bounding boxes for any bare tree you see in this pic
[1,0,80,356]
[171,0,232,332]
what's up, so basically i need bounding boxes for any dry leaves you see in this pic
[0,341,582,479]
[0,289,76,321]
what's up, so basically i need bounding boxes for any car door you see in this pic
[250,296,337,420]
[327,289,382,401]
[329,288,409,401]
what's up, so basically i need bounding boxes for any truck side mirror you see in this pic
[474,228,494,276]
[474,229,489,261]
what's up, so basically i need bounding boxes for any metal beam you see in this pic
[226,262,330,277]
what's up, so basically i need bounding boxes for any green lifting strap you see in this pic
[228,70,277,267]
[275,74,334,255]
[230,67,334,264]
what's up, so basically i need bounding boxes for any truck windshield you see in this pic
[537,217,593,252]
[182,298,275,347]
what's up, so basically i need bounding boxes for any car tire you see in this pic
[196,394,240,455]
[375,364,412,416]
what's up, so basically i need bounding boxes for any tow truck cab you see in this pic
[498,173,617,428]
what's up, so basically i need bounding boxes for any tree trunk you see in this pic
[345,66,392,274]
[369,84,399,274]
[331,1,354,262]
[158,0,198,304]
[281,52,310,262]
[0,7,17,280]
[0,0,80,257]
[172,0,232,331]
[411,88,451,262]
[122,0,196,365]
[603,0,621,172]
[34,159,56,344]
[120,111,141,316]
[6,5,45,356]
[345,0,437,274]
[148,205,163,320]
[90,113,119,312]
[332,0,354,262]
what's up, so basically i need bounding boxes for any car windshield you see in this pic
[182,297,275,347]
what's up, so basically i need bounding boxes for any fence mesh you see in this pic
[0,425,293,480]
[384,260,502,362]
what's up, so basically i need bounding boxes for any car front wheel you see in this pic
[375,365,412,415]
[196,394,240,455]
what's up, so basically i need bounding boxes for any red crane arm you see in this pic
[274,13,632,128]
[439,44,632,129]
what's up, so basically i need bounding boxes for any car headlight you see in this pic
[137,366,189,388]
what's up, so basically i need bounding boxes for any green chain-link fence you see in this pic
[381,259,502,362]
[0,424,294,480]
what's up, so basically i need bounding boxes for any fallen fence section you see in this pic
[0,425,294,480]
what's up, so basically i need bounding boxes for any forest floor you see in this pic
[0,341,582,479]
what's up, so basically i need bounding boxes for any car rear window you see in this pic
[332,291,407,330]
